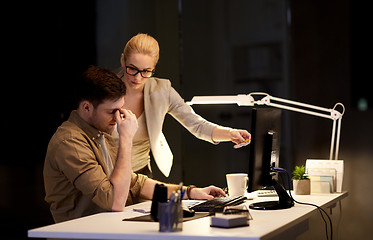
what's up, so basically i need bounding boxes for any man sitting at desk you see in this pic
[43,66,225,223]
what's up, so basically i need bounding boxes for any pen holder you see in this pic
[158,201,183,232]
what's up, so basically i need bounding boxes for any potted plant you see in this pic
[292,165,310,195]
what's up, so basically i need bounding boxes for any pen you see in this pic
[176,182,183,192]
[234,138,251,149]
[180,190,186,200]
[170,182,183,202]
[177,182,183,202]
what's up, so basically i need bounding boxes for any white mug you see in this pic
[226,173,249,197]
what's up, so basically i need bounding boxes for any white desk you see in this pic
[28,192,348,240]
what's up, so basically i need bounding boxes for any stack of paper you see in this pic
[306,159,344,193]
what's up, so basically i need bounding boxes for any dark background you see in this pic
[1,0,372,239]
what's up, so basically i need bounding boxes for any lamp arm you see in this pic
[187,92,345,160]
[189,92,345,119]
[266,102,332,119]
[252,93,345,160]
[249,93,344,120]
[269,95,332,113]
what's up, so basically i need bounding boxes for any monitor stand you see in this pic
[249,179,294,210]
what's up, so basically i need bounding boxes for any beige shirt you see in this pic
[43,111,148,223]
[131,112,151,172]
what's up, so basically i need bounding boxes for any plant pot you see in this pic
[293,179,310,195]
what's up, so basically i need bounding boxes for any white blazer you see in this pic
[113,77,219,177]
[144,78,219,177]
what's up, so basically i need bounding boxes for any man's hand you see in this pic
[189,185,226,200]
[110,108,137,212]
[115,108,138,139]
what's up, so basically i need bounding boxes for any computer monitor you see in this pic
[248,108,281,192]
[248,107,294,210]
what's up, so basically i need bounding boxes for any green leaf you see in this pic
[292,165,309,180]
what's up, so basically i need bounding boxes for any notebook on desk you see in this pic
[189,196,247,212]
[123,212,210,222]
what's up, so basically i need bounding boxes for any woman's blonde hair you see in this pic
[122,33,160,66]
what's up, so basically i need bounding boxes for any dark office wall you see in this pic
[1,2,97,239]
[2,0,372,239]
[179,0,292,188]
[290,1,373,239]
[290,0,352,164]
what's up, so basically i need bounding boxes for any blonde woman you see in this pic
[113,33,251,177]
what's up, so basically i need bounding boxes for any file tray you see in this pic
[308,168,336,193]
[306,159,344,192]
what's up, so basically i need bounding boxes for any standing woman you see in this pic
[114,33,251,178]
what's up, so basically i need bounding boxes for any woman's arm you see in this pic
[211,126,251,145]
[168,87,251,145]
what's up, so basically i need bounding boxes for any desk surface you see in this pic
[28,192,348,240]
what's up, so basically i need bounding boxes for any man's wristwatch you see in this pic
[187,185,197,199]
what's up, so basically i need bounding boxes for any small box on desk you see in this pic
[210,214,249,228]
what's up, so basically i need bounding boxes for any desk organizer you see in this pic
[158,201,183,232]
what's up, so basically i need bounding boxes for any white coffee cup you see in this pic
[226,173,249,197]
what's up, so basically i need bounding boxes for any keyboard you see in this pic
[255,190,278,197]
[189,196,247,212]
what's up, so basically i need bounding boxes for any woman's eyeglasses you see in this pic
[125,66,155,78]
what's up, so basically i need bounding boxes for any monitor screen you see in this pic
[247,107,294,210]
[248,107,282,192]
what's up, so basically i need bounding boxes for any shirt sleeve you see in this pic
[126,172,148,205]
[167,86,220,144]
[55,137,114,211]
[54,137,149,210]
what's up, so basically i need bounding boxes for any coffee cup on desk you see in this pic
[226,173,248,197]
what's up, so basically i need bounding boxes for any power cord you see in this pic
[273,167,333,240]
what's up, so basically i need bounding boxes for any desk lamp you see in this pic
[187,92,345,160]
[187,93,345,193]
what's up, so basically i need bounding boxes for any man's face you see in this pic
[88,97,125,133]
